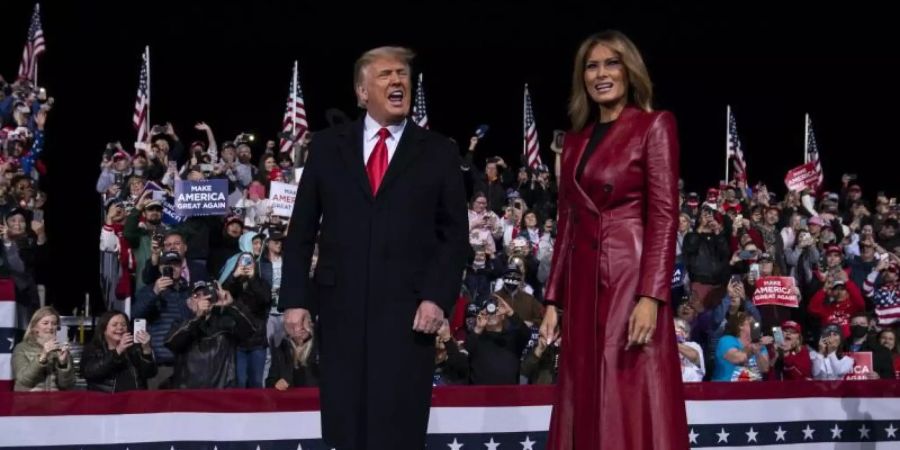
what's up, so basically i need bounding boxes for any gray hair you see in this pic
[353,46,415,107]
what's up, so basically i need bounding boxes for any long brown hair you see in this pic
[569,30,653,131]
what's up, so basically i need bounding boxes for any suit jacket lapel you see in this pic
[377,122,425,197]
[338,118,374,201]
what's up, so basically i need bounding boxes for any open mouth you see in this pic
[388,90,404,106]
[594,82,613,94]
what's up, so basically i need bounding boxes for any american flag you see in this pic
[726,106,747,179]
[523,85,542,170]
[132,47,150,146]
[17,3,46,83]
[412,73,429,129]
[806,114,824,189]
[279,61,309,154]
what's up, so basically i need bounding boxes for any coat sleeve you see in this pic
[636,112,680,303]
[12,345,46,389]
[420,139,470,315]
[278,134,324,312]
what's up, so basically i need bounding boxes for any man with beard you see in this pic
[124,192,168,291]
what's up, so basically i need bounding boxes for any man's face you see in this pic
[850,315,868,329]
[13,179,33,199]
[187,170,205,181]
[849,190,862,201]
[144,206,163,225]
[765,209,779,225]
[267,239,283,255]
[238,145,252,163]
[356,56,411,124]
[164,235,187,257]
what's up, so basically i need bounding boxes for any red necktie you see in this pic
[367,127,390,194]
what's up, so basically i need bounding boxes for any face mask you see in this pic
[850,325,869,339]
[503,278,520,292]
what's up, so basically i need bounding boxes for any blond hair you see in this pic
[353,46,415,108]
[24,306,60,344]
[569,30,653,131]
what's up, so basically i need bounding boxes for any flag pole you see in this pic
[523,84,528,164]
[804,113,809,164]
[292,60,298,137]
[146,46,151,133]
[725,105,731,184]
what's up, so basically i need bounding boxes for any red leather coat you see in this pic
[545,106,689,450]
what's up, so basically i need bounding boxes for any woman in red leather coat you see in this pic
[541,30,688,450]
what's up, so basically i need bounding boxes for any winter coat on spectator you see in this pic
[683,231,731,285]
[131,280,193,365]
[222,273,271,350]
[12,338,75,392]
[464,154,512,217]
[81,342,157,393]
[464,261,498,307]
[465,313,532,385]
[521,342,560,384]
[434,338,470,386]
[164,304,255,389]
[493,287,544,326]
[265,337,320,388]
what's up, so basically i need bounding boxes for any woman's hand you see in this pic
[540,305,559,344]
[626,297,659,350]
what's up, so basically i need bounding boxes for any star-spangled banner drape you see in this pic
[2,383,900,448]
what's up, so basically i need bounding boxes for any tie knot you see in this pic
[378,127,391,139]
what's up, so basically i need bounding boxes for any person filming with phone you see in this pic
[132,250,193,389]
[12,307,75,391]
[465,294,532,385]
[81,311,157,392]
[222,251,272,388]
[165,280,255,389]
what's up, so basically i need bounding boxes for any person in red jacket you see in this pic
[778,320,812,380]
[808,280,866,337]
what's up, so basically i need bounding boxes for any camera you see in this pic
[151,125,166,135]
[239,253,254,267]
[161,266,174,279]
[483,298,498,315]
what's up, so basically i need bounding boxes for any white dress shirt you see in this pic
[363,113,407,166]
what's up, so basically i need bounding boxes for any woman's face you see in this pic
[252,238,263,256]
[104,314,128,346]
[784,328,801,350]
[760,261,774,276]
[472,196,487,214]
[583,44,628,109]
[679,215,691,233]
[739,319,752,339]
[34,314,58,342]
[264,157,276,172]
[524,213,538,228]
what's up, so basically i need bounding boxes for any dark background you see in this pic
[2,2,898,312]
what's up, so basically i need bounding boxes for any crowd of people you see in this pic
[6,84,900,393]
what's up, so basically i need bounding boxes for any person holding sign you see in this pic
[541,30,687,449]
[279,47,468,450]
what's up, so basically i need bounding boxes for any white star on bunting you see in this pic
[802,425,816,440]
[688,428,699,444]
[520,435,536,450]
[745,427,758,443]
[716,428,730,443]
[775,426,788,442]
[830,424,843,439]
[887,424,898,439]
[485,437,500,450]
[448,438,463,450]
[859,424,871,440]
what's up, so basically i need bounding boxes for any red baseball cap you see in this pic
[781,320,802,334]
